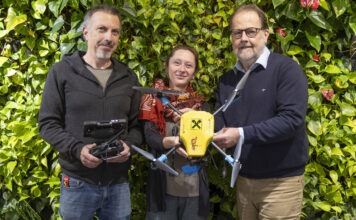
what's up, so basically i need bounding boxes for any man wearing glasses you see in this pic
[214,4,308,219]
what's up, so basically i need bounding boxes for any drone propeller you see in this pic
[222,69,251,112]
[132,86,187,96]
[131,145,179,176]
[230,136,243,187]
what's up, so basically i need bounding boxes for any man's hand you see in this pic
[213,127,240,148]
[80,143,103,168]
[107,141,131,163]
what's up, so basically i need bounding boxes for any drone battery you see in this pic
[180,111,214,157]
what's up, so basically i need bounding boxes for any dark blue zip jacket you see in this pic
[215,52,309,178]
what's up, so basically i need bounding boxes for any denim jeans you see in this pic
[59,174,130,220]
[145,194,206,220]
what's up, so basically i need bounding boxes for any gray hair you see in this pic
[83,5,121,29]
[229,4,268,31]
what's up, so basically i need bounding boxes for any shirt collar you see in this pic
[233,46,270,74]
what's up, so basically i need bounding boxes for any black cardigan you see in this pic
[143,103,210,217]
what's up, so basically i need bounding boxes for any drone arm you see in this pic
[210,141,234,166]
[167,103,182,116]
[156,95,183,116]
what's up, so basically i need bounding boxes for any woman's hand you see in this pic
[172,108,194,123]
[175,147,189,158]
[162,136,190,158]
[162,136,180,149]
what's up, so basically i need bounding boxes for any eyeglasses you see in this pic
[231,27,263,39]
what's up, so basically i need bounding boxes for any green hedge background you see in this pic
[0,0,355,219]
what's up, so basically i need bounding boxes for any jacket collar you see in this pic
[64,51,130,85]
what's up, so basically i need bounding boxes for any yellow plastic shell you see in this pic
[179,111,214,157]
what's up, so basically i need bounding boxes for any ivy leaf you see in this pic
[152,42,162,54]
[0,30,9,39]
[283,2,302,22]
[48,1,61,17]
[220,201,232,213]
[212,29,222,40]
[308,93,322,108]
[331,206,342,213]
[287,45,304,55]
[45,177,60,187]
[0,56,8,67]
[272,0,287,8]
[25,37,36,51]
[324,65,341,74]
[120,1,137,18]
[5,7,27,31]
[332,0,347,18]
[334,75,349,89]
[51,15,65,33]
[350,15,356,35]
[77,41,87,51]
[339,102,356,116]
[30,185,41,197]
[31,0,47,15]
[319,0,329,11]
[307,10,332,30]
[209,194,221,203]
[308,120,322,136]
[316,201,331,212]
[305,31,321,52]
[79,0,88,7]
[59,0,69,14]
[71,12,82,29]
[309,75,325,84]
[60,43,75,57]
[329,170,338,184]
[7,161,17,173]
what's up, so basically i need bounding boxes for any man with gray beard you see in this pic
[38,5,142,219]
[214,4,308,219]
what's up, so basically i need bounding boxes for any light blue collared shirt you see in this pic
[233,46,270,74]
[233,47,271,158]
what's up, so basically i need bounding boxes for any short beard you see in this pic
[96,50,111,60]
[234,47,257,68]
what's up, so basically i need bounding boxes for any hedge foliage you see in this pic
[0,0,355,219]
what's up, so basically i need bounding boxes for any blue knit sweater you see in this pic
[215,52,309,178]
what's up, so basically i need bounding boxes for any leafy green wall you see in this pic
[0,0,355,219]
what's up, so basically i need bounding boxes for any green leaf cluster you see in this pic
[1,0,355,219]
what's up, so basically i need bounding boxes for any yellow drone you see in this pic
[131,79,247,187]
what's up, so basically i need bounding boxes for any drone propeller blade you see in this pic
[230,135,244,187]
[233,136,243,162]
[132,86,186,96]
[131,145,155,161]
[222,89,239,112]
[230,161,242,188]
[131,145,179,176]
[154,160,179,176]
[221,69,252,112]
